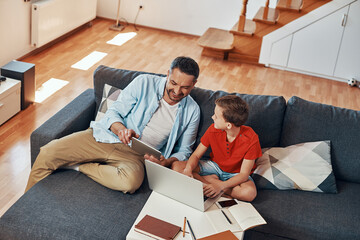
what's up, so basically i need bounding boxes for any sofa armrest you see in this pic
[30,89,96,166]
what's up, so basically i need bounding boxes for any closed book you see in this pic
[198,230,238,240]
[134,214,181,240]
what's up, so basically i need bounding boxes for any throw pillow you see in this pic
[252,141,337,193]
[95,84,121,121]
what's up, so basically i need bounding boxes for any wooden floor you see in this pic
[1,18,359,217]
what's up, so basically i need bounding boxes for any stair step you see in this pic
[197,28,234,51]
[230,19,256,36]
[277,0,303,12]
[228,53,260,65]
[253,7,280,24]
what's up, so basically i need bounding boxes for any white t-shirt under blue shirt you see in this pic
[141,98,179,149]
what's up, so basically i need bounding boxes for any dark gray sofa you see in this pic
[0,65,359,240]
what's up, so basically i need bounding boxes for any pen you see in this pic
[186,219,196,240]
[221,209,232,224]
[183,217,186,237]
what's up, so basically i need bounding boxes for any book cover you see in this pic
[205,201,266,233]
[134,214,181,240]
[198,230,238,240]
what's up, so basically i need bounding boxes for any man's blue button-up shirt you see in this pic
[90,74,200,161]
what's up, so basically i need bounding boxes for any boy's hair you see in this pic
[215,95,249,127]
[169,56,199,81]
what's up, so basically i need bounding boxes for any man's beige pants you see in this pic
[25,129,144,193]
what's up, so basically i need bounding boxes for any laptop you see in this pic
[131,137,162,159]
[145,160,222,212]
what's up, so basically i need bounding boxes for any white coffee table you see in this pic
[126,191,244,240]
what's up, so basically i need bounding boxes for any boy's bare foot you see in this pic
[222,192,234,199]
[202,174,218,182]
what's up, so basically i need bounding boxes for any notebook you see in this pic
[197,230,238,240]
[134,214,181,240]
[145,160,222,212]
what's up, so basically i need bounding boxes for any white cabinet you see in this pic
[263,0,360,82]
[0,77,21,125]
[334,0,360,80]
[270,35,292,67]
[287,6,349,76]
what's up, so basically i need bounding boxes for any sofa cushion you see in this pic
[252,141,337,193]
[93,65,165,113]
[0,170,151,240]
[190,88,286,158]
[249,181,360,240]
[280,96,360,183]
[95,84,122,121]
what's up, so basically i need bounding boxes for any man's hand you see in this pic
[203,182,224,198]
[117,128,139,145]
[110,122,139,145]
[145,154,168,167]
[145,155,178,168]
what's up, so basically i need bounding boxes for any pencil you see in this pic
[221,209,232,224]
[187,219,196,240]
[183,217,186,237]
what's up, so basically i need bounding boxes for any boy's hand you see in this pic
[183,167,193,178]
[203,182,224,198]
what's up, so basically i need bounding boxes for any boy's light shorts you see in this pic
[198,160,254,182]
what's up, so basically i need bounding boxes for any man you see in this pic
[25,56,200,193]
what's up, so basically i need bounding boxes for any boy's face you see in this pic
[212,105,228,130]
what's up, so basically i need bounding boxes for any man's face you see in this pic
[163,68,196,105]
[212,105,228,130]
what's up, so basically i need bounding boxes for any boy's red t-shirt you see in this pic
[200,124,262,174]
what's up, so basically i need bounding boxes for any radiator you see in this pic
[31,0,97,48]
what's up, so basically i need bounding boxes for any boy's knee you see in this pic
[243,188,257,202]
[231,185,257,202]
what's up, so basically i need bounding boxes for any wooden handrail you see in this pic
[263,0,270,19]
[238,0,248,32]
[286,0,292,8]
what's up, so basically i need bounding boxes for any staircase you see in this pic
[198,0,331,64]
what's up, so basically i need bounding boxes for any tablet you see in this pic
[131,137,162,159]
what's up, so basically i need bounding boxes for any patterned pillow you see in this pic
[252,141,337,193]
[95,84,121,121]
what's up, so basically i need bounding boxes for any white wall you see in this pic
[0,0,34,67]
[97,0,249,36]
[0,0,266,67]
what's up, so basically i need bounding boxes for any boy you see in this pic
[172,95,262,201]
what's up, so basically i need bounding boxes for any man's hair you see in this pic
[169,56,199,81]
[215,95,249,127]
